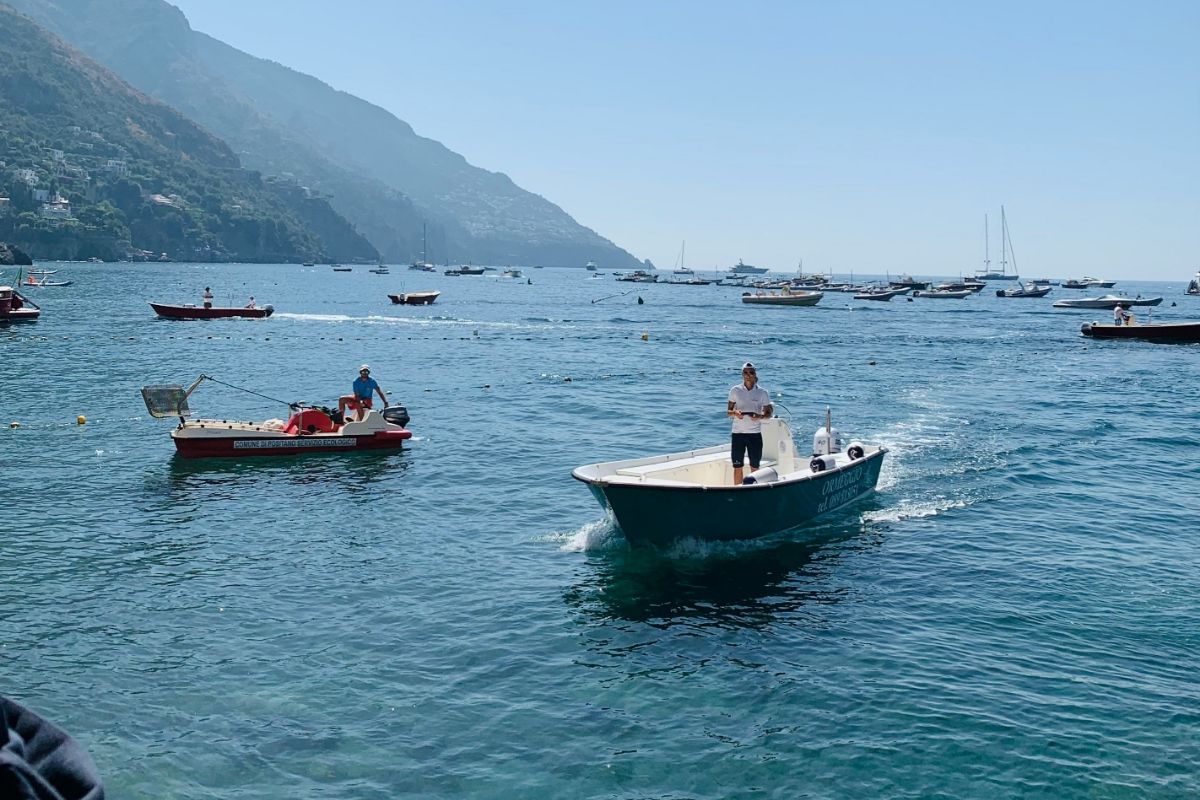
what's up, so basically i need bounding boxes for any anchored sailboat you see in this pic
[974,208,1020,281]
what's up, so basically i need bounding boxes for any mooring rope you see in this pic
[197,375,302,409]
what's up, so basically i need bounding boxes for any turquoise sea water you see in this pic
[2,263,1199,799]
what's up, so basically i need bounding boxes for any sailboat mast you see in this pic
[983,214,990,273]
[999,206,1007,277]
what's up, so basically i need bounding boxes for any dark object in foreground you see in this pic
[0,696,105,800]
[1081,321,1200,342]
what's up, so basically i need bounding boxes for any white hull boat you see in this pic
[1053,295,1163,309]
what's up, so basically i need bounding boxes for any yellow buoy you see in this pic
[641,331,649,341]
[77,415,87,425]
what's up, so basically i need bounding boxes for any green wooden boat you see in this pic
[573,417,886,547]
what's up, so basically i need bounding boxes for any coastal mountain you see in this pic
[4,0,642,267]
[0,4,378,262]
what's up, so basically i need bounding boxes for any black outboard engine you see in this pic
[382,405,410,428]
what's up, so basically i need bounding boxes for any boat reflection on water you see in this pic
[564,508,884,629]
[164,448,412,495]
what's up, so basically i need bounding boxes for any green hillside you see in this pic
[0,4,378,263]
[5,0,643,268]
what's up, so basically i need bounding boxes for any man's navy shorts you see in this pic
[730,433,763,469]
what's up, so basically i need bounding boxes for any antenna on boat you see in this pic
[826,406,832,437]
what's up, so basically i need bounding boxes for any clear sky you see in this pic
[169,0,1198,280]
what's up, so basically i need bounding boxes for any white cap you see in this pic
[360,364,371,372]
[742,362,756,371]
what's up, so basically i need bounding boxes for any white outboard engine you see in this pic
[742,466,778,485]
[812,407,842,456]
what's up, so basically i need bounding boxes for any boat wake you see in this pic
[862,496,972,524]
[556,516,627,552]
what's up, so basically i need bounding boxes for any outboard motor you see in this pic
[812,406,842,456]
[812,425,842,456]
[382,405,410,428]
[741,466,778,485]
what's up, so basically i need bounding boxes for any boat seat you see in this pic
[616,452,775,479]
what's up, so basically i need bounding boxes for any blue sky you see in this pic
[169,1,1198,280]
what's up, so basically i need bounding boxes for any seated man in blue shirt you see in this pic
[338,364,388,423]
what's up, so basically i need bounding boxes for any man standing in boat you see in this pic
[202,286,213,309]
[727,362,773,485]
[339,364,388,423]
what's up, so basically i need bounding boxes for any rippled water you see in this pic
[2,264,1198,799]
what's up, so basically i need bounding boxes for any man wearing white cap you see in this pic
[726,362,773,485]
[339,364,388,422]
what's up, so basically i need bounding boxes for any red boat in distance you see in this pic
[150,302,273,319]
[0,285,40,322]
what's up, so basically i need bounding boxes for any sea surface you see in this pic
[2,263,1198,799]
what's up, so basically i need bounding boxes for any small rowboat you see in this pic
[150,302,273,319]
[912,288,972,299]
[573,415,885,547]
[388,291,440,305]
[1081,321,1200,342]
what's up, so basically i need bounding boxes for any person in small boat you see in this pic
[246,295,256,309]
[338,364,388,423]
[727,362,773,485]
[1113,305,1130,325]
[203,286,213,309]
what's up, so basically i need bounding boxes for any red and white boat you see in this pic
[141,376,412,458]
[388,290,440,305]
[150,302,274,320]
[0,285,40,322]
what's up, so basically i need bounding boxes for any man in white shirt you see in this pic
[202,286,213,309]
[726,362,773,485]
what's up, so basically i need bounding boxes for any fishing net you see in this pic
[140,385,192,418]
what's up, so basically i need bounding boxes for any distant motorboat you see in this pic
[996,282,1052,298]
[1187,271,1200,295]
[501,268,523,278]
[446,265,485,276]
[854,287,908,301]
[368,266,390,274]
[741,287,823,306]
[388,290,440,305]
[912,288,972,299]
[888,275,930,291]
[729,259,769,275]
[585,261,598,271]
[1053,295,1163,310]
[332,267,353,272]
